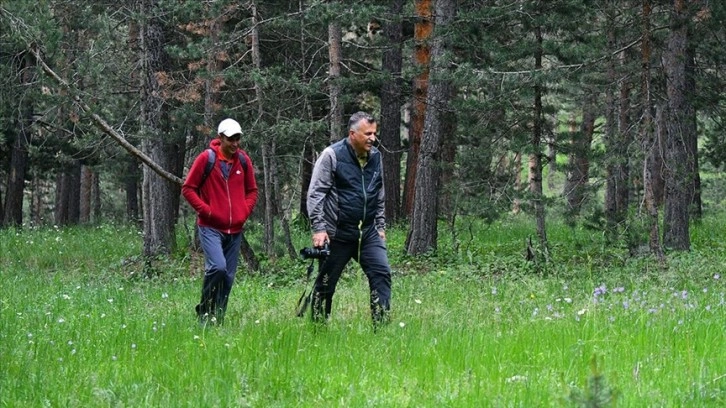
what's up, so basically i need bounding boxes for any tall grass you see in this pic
[1,216,724,407]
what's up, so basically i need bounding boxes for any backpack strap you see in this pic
[198,148,248,190]
[237,150,248,173]
[198,148,216,190]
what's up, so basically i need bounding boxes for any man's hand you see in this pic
[378,230,386,241]
[312,231,329,248]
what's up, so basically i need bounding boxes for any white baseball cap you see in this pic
[217,118,242,137]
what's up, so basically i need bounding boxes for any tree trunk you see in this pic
[68,162,81,224]
[3,51,34,228]
[604,12,620,228]
[328,16,343,143]
[54,161,82,226]
[615,50,632,219]
[202,8,222,140]
[140,0,178,263]
[686,42,701,220]
[530,25,548,258]
[403,0,433,217]
[662,0,693,251]
[297,0,316,226]
[250,1,275,257]
[546,123,557,192]
[653,104,667,206]
[80,165,92,224]
[125,159,140,222]
[512,152,522,215]
[379,0,404,225]
[438,110,457,219]
[406,0,456,255]
[564,93,596,215]
[55,172,69,226]
[639,0,664,260]
[91,168,101,223]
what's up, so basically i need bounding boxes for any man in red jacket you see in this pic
[182,118,258,325]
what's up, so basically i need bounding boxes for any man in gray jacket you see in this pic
[307,111,392,325]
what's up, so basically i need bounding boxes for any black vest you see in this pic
[331,139,383,242]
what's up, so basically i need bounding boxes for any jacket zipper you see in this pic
[360,159,367,236]
[225,178,232,233]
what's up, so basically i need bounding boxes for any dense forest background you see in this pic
[1,0,725,268]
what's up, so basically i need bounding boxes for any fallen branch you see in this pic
[28,45,184,186]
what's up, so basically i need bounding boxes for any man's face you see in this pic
[349,120,377,156]
[220,134,241,158]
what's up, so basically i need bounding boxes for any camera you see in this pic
[300,242,330,259]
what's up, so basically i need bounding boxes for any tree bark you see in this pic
[686,43,701,220]
[140,0,179,263]
[55,161,81,226]
[298,0,315,225]
[512,152,522,215]
[125,159,140,222]
[653,104,667,206]
[604,10,622,228]
[54,172,69,226]
[250,1,275,257]
[639,0,665,260]
[406,0,456,255]
[615,50,632,220]
[403,0,433,217]
[80,165,92,224]
[328,16,343,143]
[438,107,457,219]
[91,168,101,223]
[379,0,404,224]
[3,51,34,228]
[530,25,548,258]
[662,0,693,251]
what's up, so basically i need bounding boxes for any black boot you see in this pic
[370,290,390,328]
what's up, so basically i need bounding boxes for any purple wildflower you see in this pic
[594,284,607,297]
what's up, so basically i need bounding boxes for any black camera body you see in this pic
[300,242,330,259]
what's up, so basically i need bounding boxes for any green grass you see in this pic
[1,217,725,407]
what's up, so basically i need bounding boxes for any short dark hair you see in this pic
[348,111,376,131]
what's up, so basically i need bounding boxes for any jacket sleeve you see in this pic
[307,148,336,233]
[181,152,211,216]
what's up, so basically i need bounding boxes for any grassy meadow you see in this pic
[1,216,725,407]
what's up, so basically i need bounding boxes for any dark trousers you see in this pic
[313,227,392,322]
[196,226,242,323]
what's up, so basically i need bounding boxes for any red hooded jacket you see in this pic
[182,139,258,234]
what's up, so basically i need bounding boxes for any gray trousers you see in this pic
[195,226,242,322]
[313,226,392,322]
